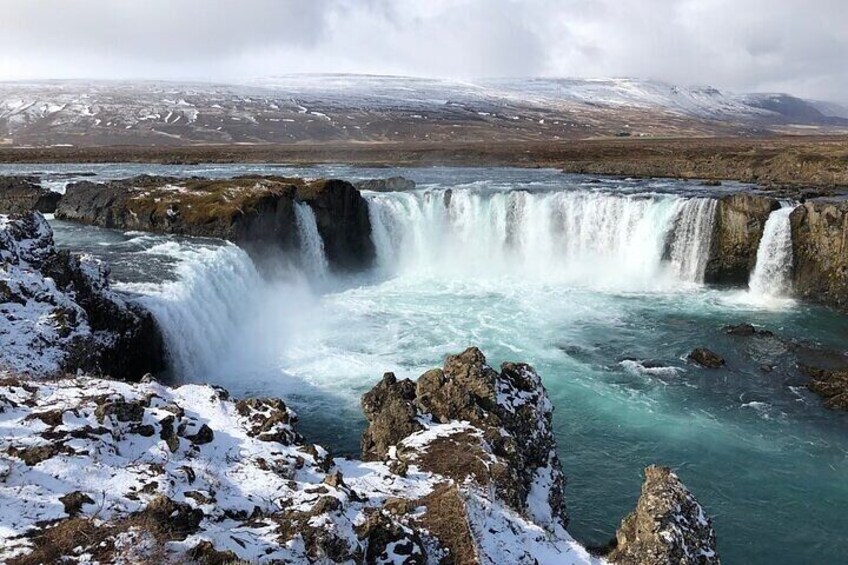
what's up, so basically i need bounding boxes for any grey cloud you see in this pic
[0,0,846,102]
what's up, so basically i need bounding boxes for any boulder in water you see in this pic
[799,365,848,410]
[607,465,719,565]
[725,323,773,337]
[688,348,725,368]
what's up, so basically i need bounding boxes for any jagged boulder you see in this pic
[608,466,719,565]
[0,176,61,214]
[799,365,848,410]
[705,193,778,284]
[790,199,848,311]
[362,347,568,529]
[0,212,164,379]
[688,348,725,369]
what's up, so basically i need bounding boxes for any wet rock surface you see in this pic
[790,199,848,311]
[0,212,164,379]
[705,193,779,284]
[799,365,848,410]
[0,176,61,214]
[688,348,726,368]
[607,465,719,565]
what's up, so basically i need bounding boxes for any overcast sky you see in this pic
[1,0,846,102]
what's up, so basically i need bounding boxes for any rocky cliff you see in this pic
[705,193,779,284]
[0,176,61,214]
[0,212,164,379]
[607,466,719,565]
[56,175,375,271]
[790,199,848,311]
[0,348,719,564]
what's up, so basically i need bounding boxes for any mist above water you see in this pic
[45,168,848,565]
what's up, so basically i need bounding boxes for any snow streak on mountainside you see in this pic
[1,76,846,147]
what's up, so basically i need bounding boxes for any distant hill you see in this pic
[1,75,846,147]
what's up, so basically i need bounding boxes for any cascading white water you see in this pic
[367,189,717,287]
[749,204,796,298]
[666,198,718,283]
[294,202,330,280]
[120,242,265,379]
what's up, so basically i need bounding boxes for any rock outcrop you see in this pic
[362,347,568,531]
[790,199,848,311]
[0,347,719,564]
[607,466,719,565]
[688,348,725,369]
[354,176,417,192]
[0,176,61,214]
[0,212,164,379]
[799,365,848,410]
[0,356,596,565]
[56,175,375,271]
[705,193,778,284]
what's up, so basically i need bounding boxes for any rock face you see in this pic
[361,347,576,563]
[355,176,417,192]
[608,466,719,565]
[0,357,597,565]
[790,199,848,311]
[0,212,164,379]
[56,175,375,271]
[0,348,719,564]
[705,193,778,284]
[0,176,61,214]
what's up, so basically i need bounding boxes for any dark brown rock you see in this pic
[57,175,375,271]
[799,365,848,410]
[608,466,719,565]
[705,193,779,284]
[790,199,848,311]
[0,176,61,213]
[360,373,422,460]
[688,348,725,369]
[354,176,417,192]
[59,491,95,517]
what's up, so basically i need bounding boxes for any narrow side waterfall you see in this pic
[749,204,796,297]
[367,188,718,287]
[294,202,330,280]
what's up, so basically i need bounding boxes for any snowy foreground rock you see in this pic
[0,212,163,378]
[0,349,719,564]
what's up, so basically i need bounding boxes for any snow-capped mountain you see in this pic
[0,75,845,147]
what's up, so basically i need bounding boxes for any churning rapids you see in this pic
[7,164,847,564]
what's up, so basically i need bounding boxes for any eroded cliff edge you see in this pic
[0,212,163,379]
[55,175,375,271]
[790,199,848,311]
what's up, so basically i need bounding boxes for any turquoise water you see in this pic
[35,164,848,564]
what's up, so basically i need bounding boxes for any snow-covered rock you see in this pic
[0,212,163,378]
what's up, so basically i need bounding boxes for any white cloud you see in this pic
[0,0,846,101]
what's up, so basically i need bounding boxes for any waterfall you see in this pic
[666,198,718,283]
[123,242,265,379]
[749,204,796,297]
[366,188,718,286]
[294,202,330,280]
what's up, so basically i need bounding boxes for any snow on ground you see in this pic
[0,376,602,564]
